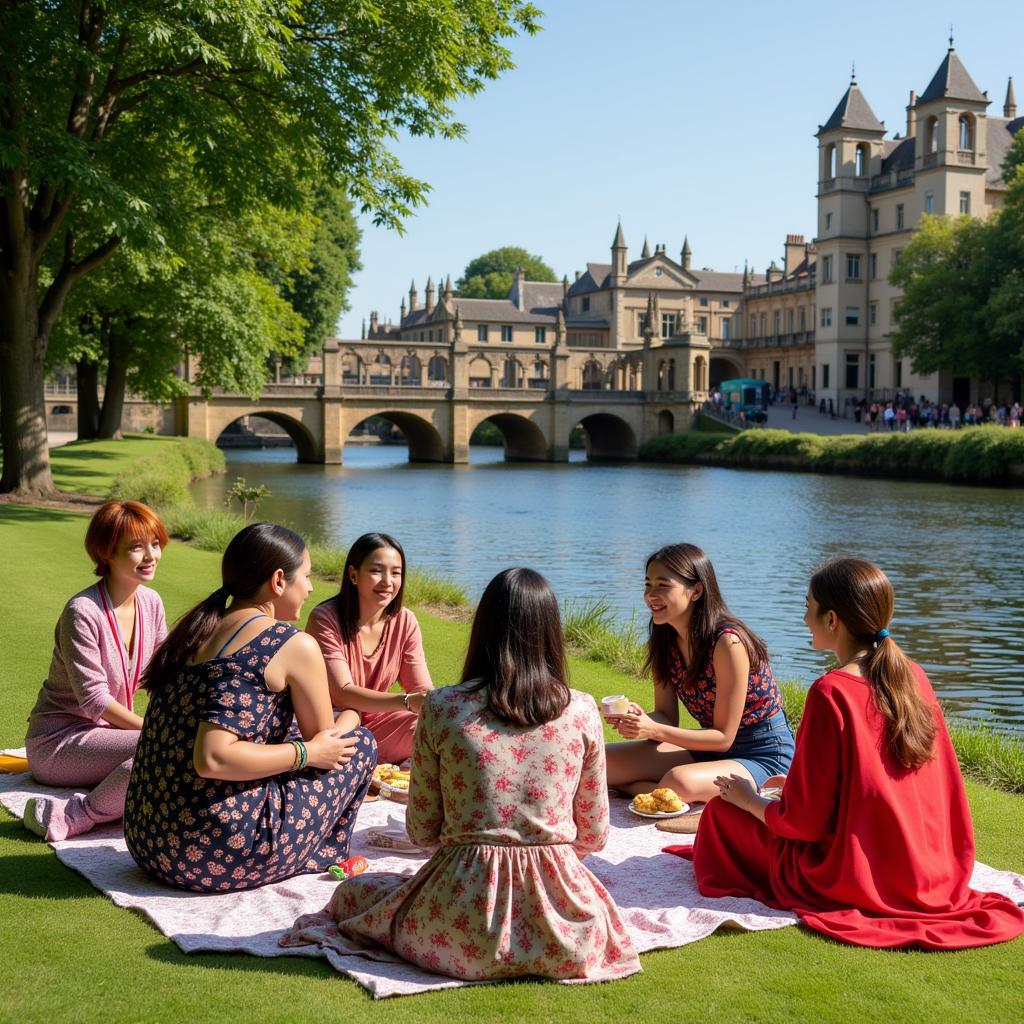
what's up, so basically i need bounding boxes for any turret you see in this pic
[424,276,435,311]
[681,236,692,271]
[641,236,651,259]
[612,220,628,283]
[400,296,407,322]
[360,318,367,340]
[443,275,453,303]
[562,274,569,308]
[513,265,526,311]
[408,279,418,311]
[1005,77,1017,119]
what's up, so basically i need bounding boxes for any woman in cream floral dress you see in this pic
[283,568,640,982]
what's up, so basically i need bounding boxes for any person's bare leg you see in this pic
[657,759,756,805]
[606,739,694,795]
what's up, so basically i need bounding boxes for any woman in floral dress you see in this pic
[124,523,377,892]
[282,568,640,982]
[605,543,794,803]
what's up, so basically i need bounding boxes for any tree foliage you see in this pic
[0,0,542,494]
[457,246,557,298]
[890,129,1024,390]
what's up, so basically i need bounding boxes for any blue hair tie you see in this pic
[875,628,890,641]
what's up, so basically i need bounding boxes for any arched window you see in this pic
[825,144,837,178]
[855,144,868,177]
[959,114,973,150]
[501,356,521,388]
[399,353,422,385]
[427,354,448,384]
[926,116,939,154]
[582,359,602,390]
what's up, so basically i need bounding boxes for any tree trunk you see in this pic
[76,358,101,439]
[0,289,56,497]
[97,329,130,439]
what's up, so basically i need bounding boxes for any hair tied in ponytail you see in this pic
[213,585,231,603]
[875,628,890,642]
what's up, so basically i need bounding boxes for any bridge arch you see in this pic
[215,411,320,463]
[575,412,638,461]
[710,354,743,387]
[351,410,446,462]
[469,411,549,461]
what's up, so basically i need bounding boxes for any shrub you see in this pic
[161,505,243,552]
[108,439,226,512]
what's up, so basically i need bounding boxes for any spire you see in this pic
[443,274,452,301]
[408,278,418,311]
[917,43,987,105]
[361,318,367,340]
[818,79,884,135]
[681,235,692,272]
[644,291,658,339]
[1005,77,1017,119]
[562,274,569,308]
[425,276,435,311]
[641,236,651,259]
[400,296,407,320]
[612,219,626,250]
[612,219,628,283]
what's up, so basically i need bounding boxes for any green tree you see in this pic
[890,129,1024,393]
[457,246,557,298]
[1,1,541,496]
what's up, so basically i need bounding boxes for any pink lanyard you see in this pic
[99,581,143,711]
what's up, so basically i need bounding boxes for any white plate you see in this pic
[378,780,410,800]
[628,799,690,819]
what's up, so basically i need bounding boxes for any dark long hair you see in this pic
[324,532,406,644]
[461,568,570,727]
[809,557,936,770]
[143,523,307,694]
[644,543,769,690]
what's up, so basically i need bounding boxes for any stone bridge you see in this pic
[182,329,712,464]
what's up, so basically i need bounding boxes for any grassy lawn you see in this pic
[1,502,1022,1023]
[47,434,190,496]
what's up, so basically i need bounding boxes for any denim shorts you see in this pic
[688,711,795,788]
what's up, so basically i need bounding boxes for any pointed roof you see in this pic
[612,221,626,249]
[682,235,691,254]
[819,77,884,134]
[641,236,651,258]
[917,47,987,105]
[1005,76,1017,117]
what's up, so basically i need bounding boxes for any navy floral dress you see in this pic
[125,623,378,893]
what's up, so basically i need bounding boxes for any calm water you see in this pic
[191,446,1024,731]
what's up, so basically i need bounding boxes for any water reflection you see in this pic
[191,446,1024,731]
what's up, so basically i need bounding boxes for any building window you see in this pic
[892,248,903,268]
[697,315,708,333]
[869,302,877,325]
[825,212,833,231]
[959,114,973,150]
[721,318,731,340]
[581,296,590,312]
[890,297,901,324]
[895,358,903,388]
[661,313,677,337]
[722,300,731,308]
[871,208,879,232]
[959,191,971,215]
[869,353,876,389]
[845,306,859,326]
[534,326,546,345]
[822,255,833,283]
[799,308,806,332]
[759,313,767,335]
[787,310,794,334]
[699,297,709,307]
[925,191,934,214]
[826,144,837,178]
[869,253,877,279]
[845,353,859,389]
[855,145,867,176]
[821,307,832,327]
[823,363,830,388]
[773,311,780,336]
[896,204,905,230]
[501,325,513,342]
[846,254,861,280]
[749,315,756,337]
[477,325,489,342]
[637,313,649,336]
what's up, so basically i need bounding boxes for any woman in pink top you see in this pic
[305,532,432,764]
[24,501,169,841]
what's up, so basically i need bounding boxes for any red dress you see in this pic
[692,666,1024,949]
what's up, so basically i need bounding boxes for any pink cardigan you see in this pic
[26,583,167,738]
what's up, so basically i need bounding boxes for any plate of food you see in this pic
[628,788,689,819]
[373,764,411,801]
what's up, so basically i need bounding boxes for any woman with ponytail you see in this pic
[689,557,1024,950]
[124,523,377,892]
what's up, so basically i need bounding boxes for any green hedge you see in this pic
[639,425,1024,484]
[108,439,225,508]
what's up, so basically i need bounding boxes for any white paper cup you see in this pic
[601,694,630,717]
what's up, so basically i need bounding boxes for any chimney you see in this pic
[424,276,435,311]
[1005,77,1017,119]
[369,310,379,333]
[906,90,917,139]
[574,270,581,281]
[514,266,526,311]
[783,234,805,277]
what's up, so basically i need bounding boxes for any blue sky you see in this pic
[338,0,1024,336]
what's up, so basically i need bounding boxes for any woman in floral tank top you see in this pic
[606,543,794,803]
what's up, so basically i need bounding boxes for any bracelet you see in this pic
[402,692,412,712]
[290,739,307,771]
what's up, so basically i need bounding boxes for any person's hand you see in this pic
[306,727,362,769]
[714,773,758,809]
[607,703,660,741]
[406,692,427,715]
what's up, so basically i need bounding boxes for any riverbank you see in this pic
[2,499,1023,1023]
[640,425,1024,485]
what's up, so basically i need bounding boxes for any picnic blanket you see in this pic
[2,752,1022,998]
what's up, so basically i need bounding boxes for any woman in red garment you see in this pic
[692,557,1024,950]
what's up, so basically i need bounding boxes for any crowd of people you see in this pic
[856,394,1022,431]
[20,500,1024,982]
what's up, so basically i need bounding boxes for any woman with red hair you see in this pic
[691,557,1024,950]
[23,500,169,842]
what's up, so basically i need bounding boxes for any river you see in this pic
[190,445,1024,731]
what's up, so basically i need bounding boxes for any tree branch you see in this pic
[38,231,122,344]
